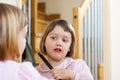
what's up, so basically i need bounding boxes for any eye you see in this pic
[51,36,57,40]
[62,39,69,43]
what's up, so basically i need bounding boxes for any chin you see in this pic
[53,57,63,61]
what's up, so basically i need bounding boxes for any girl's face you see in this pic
[18,25,28,56]
[45,25,72,62]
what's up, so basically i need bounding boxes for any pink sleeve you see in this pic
[73,59,93,80]
[18,62,48,80]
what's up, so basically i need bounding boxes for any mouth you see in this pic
[54,48,62,53]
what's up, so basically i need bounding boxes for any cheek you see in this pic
[64,43,71,52]
[18,36,26,55]
[45,38,54,52]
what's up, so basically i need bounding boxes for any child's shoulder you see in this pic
[18,61,44,80]
[20,61,33,67]
[73,58,85,63]
[65,57,87,66]
[0,61,37,80]
[19,61,36,73]
[68,57,88,67]
[66,57,85,63]
[65,57,88,70]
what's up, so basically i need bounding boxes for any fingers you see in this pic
[51,70,62,80]
[50,69,75,80]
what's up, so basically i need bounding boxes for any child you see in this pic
[36,19,93,80]
[0,3,48,80]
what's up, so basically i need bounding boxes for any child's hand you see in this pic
[50,69,75,80]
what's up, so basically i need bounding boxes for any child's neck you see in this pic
[47,57,65,67]
[5,54,20,62]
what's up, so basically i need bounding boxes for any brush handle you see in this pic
[38,53,62,80]
[38,53,53,69]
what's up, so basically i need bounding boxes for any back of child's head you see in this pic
[40,19,76,57]
[0,3,27,61]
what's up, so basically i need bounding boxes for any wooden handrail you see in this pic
[79,0,92,22]
[80,0,85,8]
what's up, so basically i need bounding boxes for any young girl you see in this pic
[36,19,93,80]
[0,3,47,80]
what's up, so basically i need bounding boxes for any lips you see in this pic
[54,48,62,52]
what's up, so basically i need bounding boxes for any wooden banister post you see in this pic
[73,7,82,59]
[31,0,38,51]
[72,0,92,59]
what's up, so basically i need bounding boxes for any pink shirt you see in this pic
[0,60,48,80]
[36,57,93,80]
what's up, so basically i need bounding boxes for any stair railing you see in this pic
[73,0,104,80]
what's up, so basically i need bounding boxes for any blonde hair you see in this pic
[0,3,27,61]
[40,19,76,57]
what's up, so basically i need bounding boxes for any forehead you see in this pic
[49,25,71,37]
[52,25,68,32]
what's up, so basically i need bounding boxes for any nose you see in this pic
[56,39,62,46]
